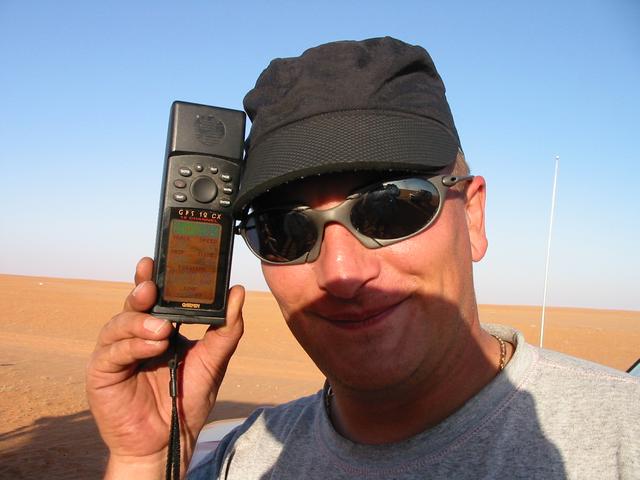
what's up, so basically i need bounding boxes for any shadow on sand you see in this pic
[0,400,268,479]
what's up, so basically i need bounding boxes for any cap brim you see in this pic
[235,110,459,215]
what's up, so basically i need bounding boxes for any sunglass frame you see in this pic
[237,174,474,265]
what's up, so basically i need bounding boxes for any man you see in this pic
[86,37,639,479]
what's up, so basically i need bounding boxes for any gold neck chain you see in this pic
[492,334,507,371]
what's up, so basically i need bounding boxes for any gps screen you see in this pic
[163,218,221,304]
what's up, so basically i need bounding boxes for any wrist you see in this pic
[105,452,166,480]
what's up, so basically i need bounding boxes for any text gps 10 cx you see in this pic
[151,101,246,324]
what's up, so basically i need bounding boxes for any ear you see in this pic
[464,176,488,262]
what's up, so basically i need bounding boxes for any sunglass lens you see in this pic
[244,209,317,262]
[350,179,440,239]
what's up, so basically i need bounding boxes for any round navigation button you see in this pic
[191,176,218,203]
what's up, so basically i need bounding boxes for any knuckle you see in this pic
[109,338,132,366]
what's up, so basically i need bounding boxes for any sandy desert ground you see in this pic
[0,274,638,478]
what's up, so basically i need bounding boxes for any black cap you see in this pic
[235,36,461,214]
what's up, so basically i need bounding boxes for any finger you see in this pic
[134,257,154,286]
[98,311,172,348]
[123,279,157,313]
[90,336,170,376]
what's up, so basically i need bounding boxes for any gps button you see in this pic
[191,176,218,203]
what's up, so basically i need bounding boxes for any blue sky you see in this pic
[1,0,638,310]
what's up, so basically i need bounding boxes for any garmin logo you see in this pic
[195,114,225,146]
[182,302,201,309]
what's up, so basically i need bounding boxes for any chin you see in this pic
[323,351,426,395]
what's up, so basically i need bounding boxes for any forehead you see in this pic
[253,171,391,208]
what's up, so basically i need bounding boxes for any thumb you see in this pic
[212,285,245,339]
[198,285,245,382]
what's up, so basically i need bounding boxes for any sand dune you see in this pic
[1,274,638,478]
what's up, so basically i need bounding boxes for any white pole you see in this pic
[540,155,560,348]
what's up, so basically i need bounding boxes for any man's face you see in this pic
[259,172,488,394]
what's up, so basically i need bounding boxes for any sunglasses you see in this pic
[237,174,474,265]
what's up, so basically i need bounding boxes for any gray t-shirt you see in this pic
[189,325,640,479]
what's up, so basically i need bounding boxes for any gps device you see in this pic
[151,101,246,324]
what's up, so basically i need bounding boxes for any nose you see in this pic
[312,222,381,299]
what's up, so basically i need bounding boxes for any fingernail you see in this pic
[145,339,162,346]
[132,282,146,297]
[144,317,167,334]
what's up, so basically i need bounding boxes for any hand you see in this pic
[86,257,244,478]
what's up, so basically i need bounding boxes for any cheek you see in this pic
[389,200,472,297]
[261,263,314,318]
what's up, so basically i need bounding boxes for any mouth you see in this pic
[313,298,406,331]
